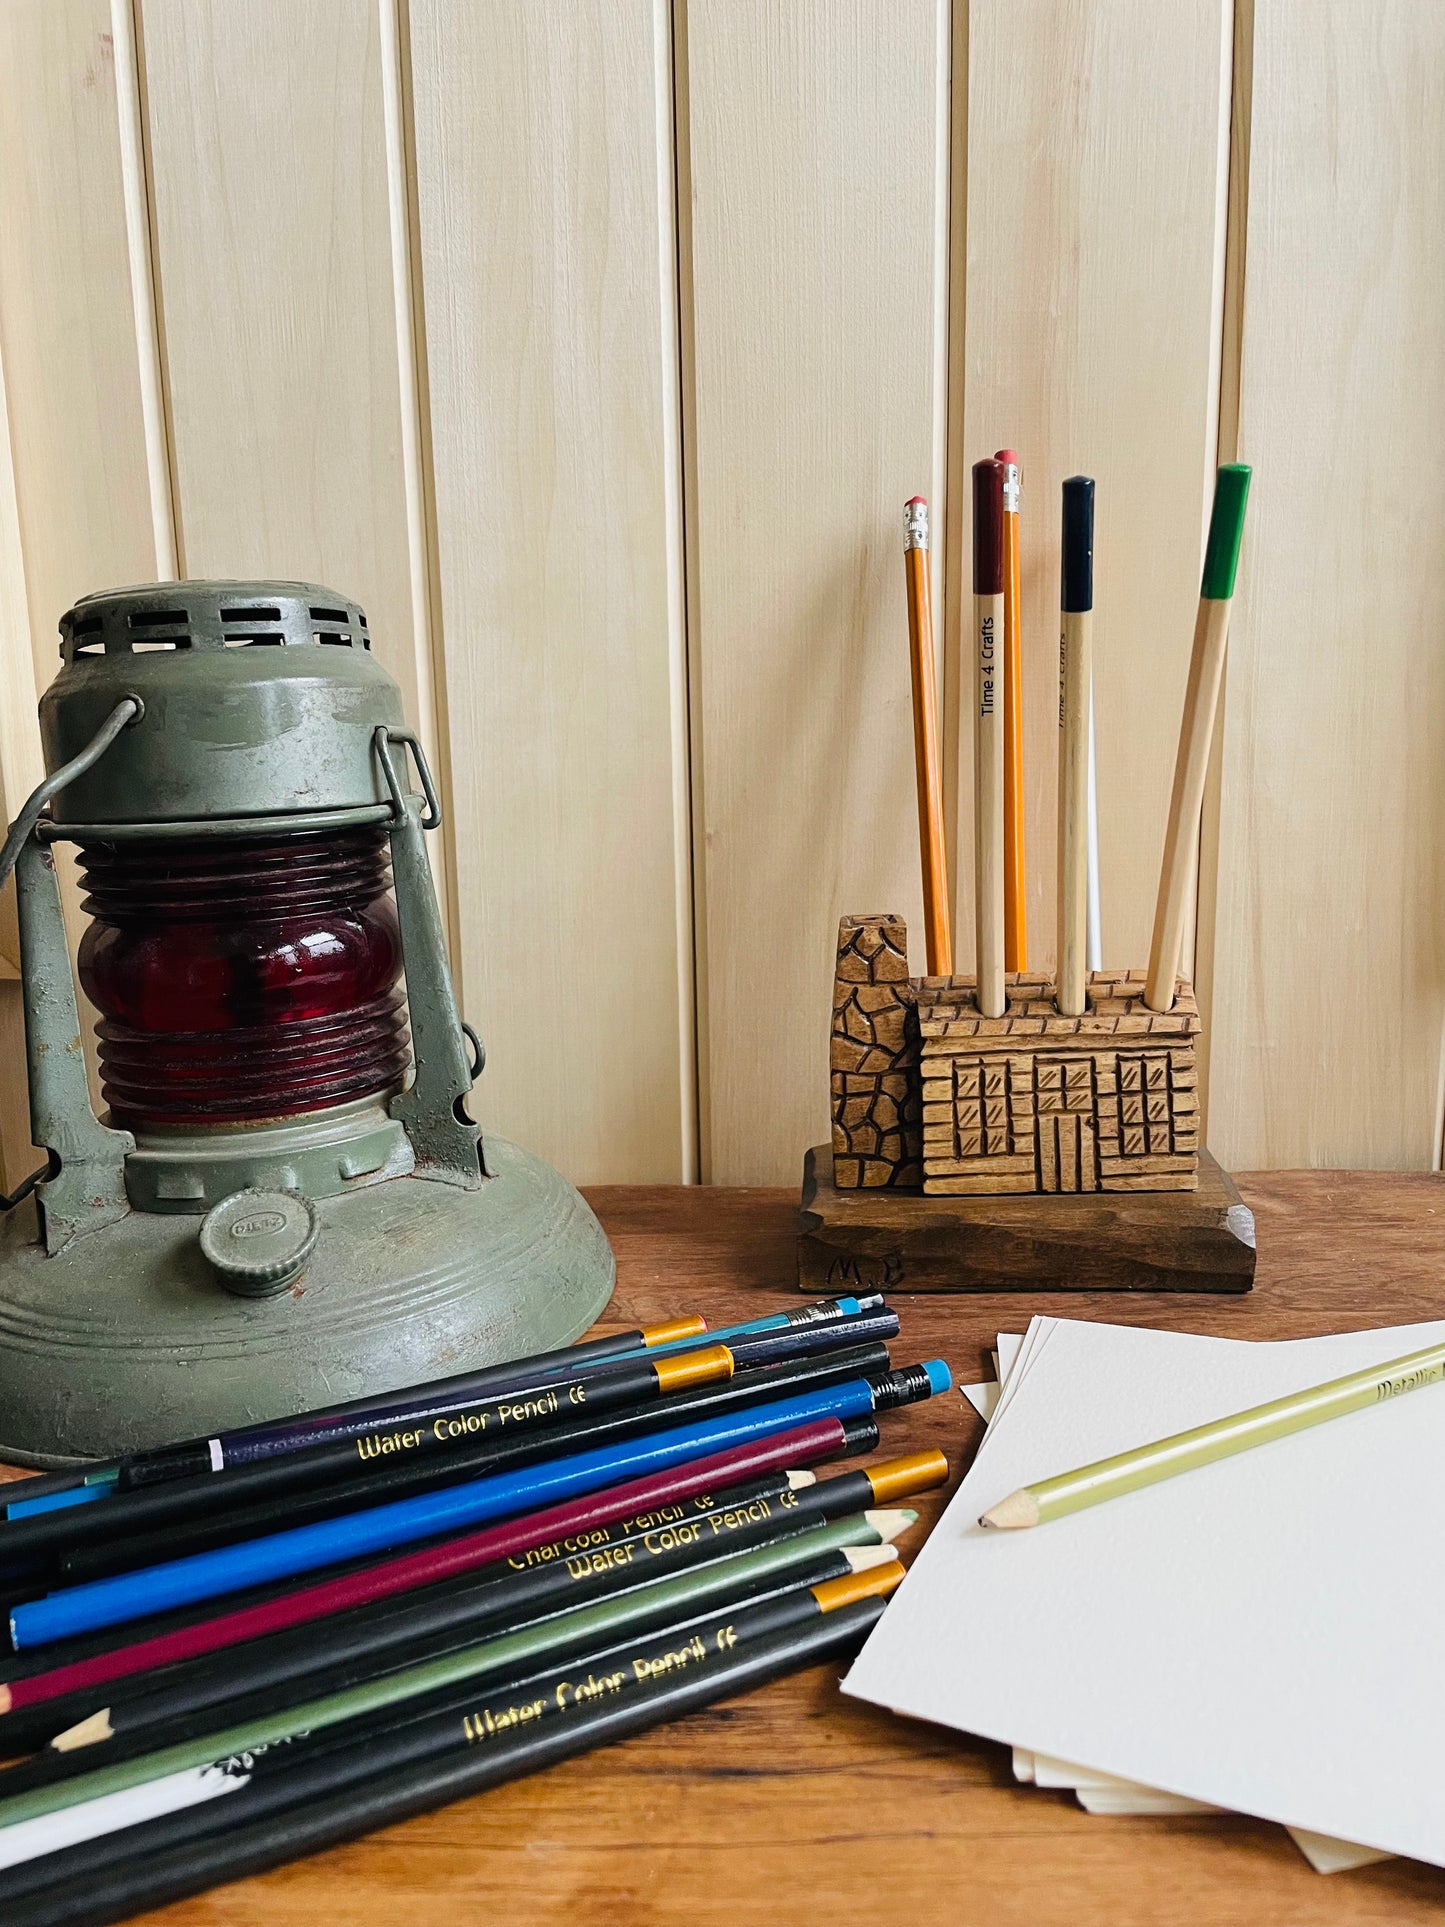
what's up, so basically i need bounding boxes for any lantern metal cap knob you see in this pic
[199,1189,320,1298]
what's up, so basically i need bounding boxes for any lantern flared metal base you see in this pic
[0,1136,615,1466]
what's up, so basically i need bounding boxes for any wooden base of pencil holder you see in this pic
[804,913,1256,1292]
[798,1141,1254,1294]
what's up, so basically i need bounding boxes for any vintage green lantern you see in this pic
[0,581,614,1464]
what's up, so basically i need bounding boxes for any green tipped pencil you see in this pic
[980,1336,1445,1530]
[1144,462,1251,1012]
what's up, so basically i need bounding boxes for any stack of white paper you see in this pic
[854,1315,1445,1874]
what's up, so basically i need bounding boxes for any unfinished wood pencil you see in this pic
[972,458,1006,1018]
[902,498,952,975]
[1086,676,1102,971]
[1057,477,1094,1016]
[1144,464,1252,1011]
[995,451,1027,970]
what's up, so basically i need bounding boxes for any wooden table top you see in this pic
[7,1170,1445,1925]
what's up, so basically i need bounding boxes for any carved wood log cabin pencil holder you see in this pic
[801,917,1252,1296]
[797,465,1258,1295]
[829,915,1199,1196]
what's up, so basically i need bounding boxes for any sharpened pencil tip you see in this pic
[844,1543,899,1573]
[978,1490,1040,1531]
[50,1706,113,1751]
[864,1507,919,1543]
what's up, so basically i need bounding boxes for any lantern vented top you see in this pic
[59,580,371,661]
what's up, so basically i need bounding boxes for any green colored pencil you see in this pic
[980,1337,1445,1530]
[0,1513,897,1831]
[1143,461,1251,1012]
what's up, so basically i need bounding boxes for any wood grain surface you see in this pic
[5,1172,1445,1923]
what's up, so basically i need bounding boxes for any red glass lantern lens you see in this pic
[77,828,410,1127]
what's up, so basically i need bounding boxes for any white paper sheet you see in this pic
[960,1381,999,1422]
[846,1316,1445,1867]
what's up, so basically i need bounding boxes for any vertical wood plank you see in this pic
[956,0,1232,996]
[137,1,432,745]
[408,1,693,1182]
[1203,1,1445,1168]
[0,0,159,682]
[683,0,952,1184]
[0,0,163,1112]
[0,358,40,1185]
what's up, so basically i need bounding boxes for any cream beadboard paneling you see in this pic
[681,0,952,1184]
[0,0,163,673]
[0,0,1440,1184]
[1200,0,1445,1169]
[0,0,165,1129]
[407,0,694,1183]
[135,0,451,929]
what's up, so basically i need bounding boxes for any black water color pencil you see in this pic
[0,1599,887,1926]
[0,1511,898,1806]
[114,1308,897,1502]
[50,1339,897,1582]
[0,1415,885,1755]
[0,1408,885,1694]
[0,1566,893,1899]
[4,1314,714,1517]
[9,1324,895,1574]
[116,1293,885,1490]
[37,1451,934,1764]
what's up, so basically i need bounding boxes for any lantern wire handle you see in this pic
[0,697,142,891]
[0,696,140,1212]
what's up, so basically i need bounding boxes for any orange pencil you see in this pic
[903,498,952,975]
[996,449,1026,970]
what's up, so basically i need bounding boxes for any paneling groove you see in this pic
[683,0,953,1184]
[408,0,693,1183]
[378,0,453,951]
[138,0,430,761]
[111,0,178,580]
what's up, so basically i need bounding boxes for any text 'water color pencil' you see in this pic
[0,1565,907,1895]
[11,1366,948,1647]
[116,1293,878,1490]
[0,1516,904,1836]
[0,1418,880,1718]
[0,1604,888,1927]
[9,1311,715,1516]
[49,1453,944,1758]
[17,1334,899,1583]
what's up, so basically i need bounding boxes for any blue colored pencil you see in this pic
[8,1361,948,1650]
